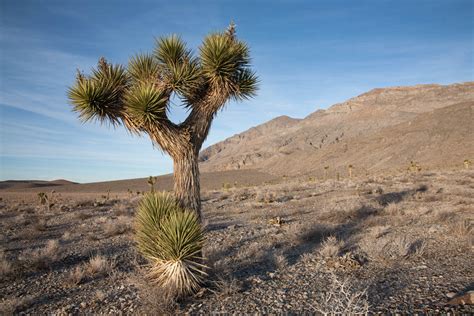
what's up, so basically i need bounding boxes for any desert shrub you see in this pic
[103,216,131,237]
[0,252,12,279]
[34,218,48,231]
[312,272,369,315]
[212,275,243,297]
[21,240,61,269]
[0,295,35,315]
[272,252,288,270]
[255,190,276,203]
[384,202,403,216]
[76,212,93,220]
[319,236,344,258]
[222,182,232,191]
[135,192,207,297]
[67,266,85,285]
[87,255,113,276]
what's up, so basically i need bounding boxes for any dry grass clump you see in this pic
[408,239,427,258]
[255,190,276,203]
[103,216,131,237]
[392,236,412,258]
[312,272,369,315]
[61,231,72,241]
[21,240,61,269]
[86,255,113,276]
[127,270,178,315]
[75,211,93,220]
[0,295,35,315]
[369,225,391,238]
[359,234,427,262]
[212,275,243,297]
[272,252,289,270]
[319,236,344,258]
[66,255,113,286]
[114,204,132,216]
[95,290,107,302]
[453,219,473,237]
[67,266,85,285]
[33,218,48,231]
[384,202,403,216]
[0,252,13,279]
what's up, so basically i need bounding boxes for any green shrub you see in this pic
[135,192,207,296]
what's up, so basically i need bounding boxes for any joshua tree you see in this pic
[464,159,471,169]
[147,176,157,193]
[348,164,353,178]
[68,24,257,220]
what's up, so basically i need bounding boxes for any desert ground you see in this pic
[0,168,473,314]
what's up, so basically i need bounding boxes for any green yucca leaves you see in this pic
[128,54,161,84]
[125,82,168,125]
[232,68,258,101]
[135,192,207,296]
[68,60,128,124]
[68,26,257,130]
[200,32,257,100]
[154,35,191,68]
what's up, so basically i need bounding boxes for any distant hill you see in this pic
[199,82,474,177]
[0,170,277,193]
[0,179,77,190]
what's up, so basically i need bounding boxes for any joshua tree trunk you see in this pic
[173,148,202,221]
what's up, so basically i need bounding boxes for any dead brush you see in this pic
[75,212,93,220]
[0,251,13,279]
[384,202,403,216]
[127,268,178,314]
[255,190,276,203]
[86,255,113,276]
[33,218,48,231]
[22,240,61,269]
[0,295,36,315]
[103,216,131,237]
[312,272,369,315]
[272,252,288,270]
[453,219,473,237]
[211,275,243,297]
[319,236,344,258]
[67,266,85,285]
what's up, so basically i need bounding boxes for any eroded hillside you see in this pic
[199,82,474,176]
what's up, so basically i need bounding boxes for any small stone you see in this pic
[446,292,456,298]
[80,302,87,308]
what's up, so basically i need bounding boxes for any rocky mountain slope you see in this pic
[199,82,474,177]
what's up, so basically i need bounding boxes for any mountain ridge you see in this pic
[199,82,474,176]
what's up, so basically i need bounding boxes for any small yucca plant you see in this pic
[135,192,207,296]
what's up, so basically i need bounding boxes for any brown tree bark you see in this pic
[149,98,222,222]
[172,147,202,221]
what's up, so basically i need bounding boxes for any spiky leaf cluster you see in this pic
[67,25,258,138]
[135,192,207,296]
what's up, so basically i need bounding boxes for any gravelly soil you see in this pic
[0,169,473,314]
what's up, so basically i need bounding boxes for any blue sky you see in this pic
[0,0,472,183]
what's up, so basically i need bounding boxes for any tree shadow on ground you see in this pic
[376,184,428,206]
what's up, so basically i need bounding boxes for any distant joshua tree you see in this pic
[68,24,257,220]
[408,161,421,173]
[348,164,354,178]
[464,159,471,169]
[147,176,157,193]
[324,166,330,180]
